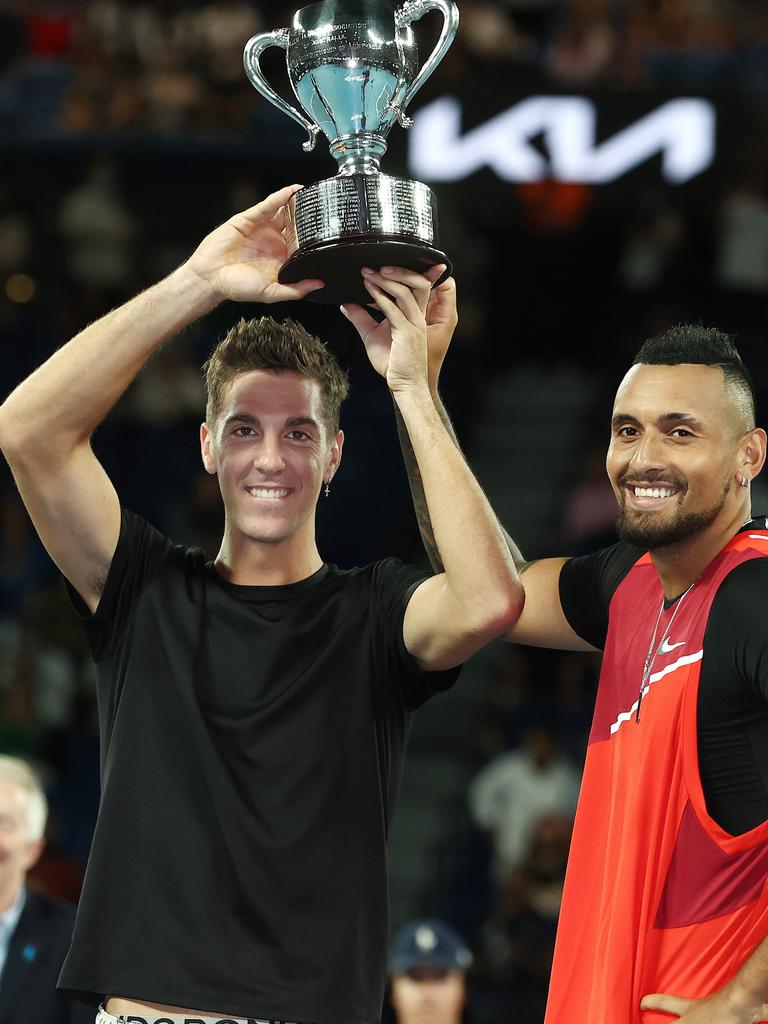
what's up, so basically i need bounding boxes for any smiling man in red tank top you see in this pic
[414,325,768,1023]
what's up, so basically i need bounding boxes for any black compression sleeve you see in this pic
[697,556,768,834]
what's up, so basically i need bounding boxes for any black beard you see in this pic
[616,489,728,551]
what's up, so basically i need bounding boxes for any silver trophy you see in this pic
[244,0,459,304]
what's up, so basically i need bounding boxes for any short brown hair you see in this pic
[203,316,349,433]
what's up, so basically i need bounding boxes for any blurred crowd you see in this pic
[1,0,768,141]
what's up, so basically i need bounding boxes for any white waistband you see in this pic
[96,1006,292,1024]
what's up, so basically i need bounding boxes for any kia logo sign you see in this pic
[408,96,716,185]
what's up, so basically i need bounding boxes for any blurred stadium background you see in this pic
[1,1,768,1021]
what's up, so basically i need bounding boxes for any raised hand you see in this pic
[184,184,324,304]
[341,264,455,391]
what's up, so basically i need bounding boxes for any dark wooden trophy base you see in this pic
[278,237,452,306]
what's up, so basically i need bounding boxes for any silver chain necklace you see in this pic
[635,582,695,724]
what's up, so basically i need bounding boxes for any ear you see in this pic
[326,429,344,483]
[200,422,217,475]
[23,837,44,872]
[742,427,767,483]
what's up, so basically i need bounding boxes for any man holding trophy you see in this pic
[1,178,521,1024]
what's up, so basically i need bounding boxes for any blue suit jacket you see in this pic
[0,888,93,1024]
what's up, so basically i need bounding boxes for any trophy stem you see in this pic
[330,133,387,176]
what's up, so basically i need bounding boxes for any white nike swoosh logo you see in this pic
[659,638,686,654]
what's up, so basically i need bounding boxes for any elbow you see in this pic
[0,406,20,457]
[467,585,525,643]
[0,402,36,458]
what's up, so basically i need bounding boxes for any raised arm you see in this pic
[343,268,523,670]
[384,273,595,655]
[0,185,322,614]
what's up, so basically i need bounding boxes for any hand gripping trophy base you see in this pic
[278,173,452,305]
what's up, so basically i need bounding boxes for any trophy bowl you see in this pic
[244,0,459,305]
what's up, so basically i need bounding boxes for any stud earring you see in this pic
[740,474,749,488]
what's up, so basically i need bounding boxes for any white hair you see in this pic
[0,756,48,840]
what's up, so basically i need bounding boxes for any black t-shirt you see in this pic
[58,508,459,1023]
[559,517,768,836]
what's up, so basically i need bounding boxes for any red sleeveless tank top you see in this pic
[545,530,768,1024]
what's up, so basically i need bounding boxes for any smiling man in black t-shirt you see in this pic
[0,184,523,1023]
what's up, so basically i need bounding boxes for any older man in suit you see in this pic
[0,754,91,1024]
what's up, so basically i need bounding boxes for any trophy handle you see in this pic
[393,0,459,128]
[243,29,321,153]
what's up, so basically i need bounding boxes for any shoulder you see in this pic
[710,555,768,623]
[561,539,644,597]
[557,539,643,650]
[359,558,430,595]
[704,553,768,699]
[22,889,76,929]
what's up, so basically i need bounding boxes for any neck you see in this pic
[0,879,23,915]
[650,504,751,599]
[214,525,323,586]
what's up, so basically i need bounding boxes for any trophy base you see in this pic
[278,237,451,305]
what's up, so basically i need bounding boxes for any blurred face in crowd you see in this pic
[606,363,762,550]
[200,369,343,550]
[390,968,466,1024]
[0,778,44,908]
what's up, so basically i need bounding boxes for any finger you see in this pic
[640,993,690,1016]
[340,302,379,338]
[433,274,456,295]
[379,265,433,311]
[363,271,423,324]
[236,184,303,224]
[264,278,325,303]
[423,262,448,286]
[363,279,409,328]
[426,275,458,328]
[379,265,435,291]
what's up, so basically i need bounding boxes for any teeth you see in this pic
[247,488,289,499]
[634,486,674,499]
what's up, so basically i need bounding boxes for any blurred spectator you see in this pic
[129,348,205,429]
[546,0,617,84]
[0,181,32,277]
[57,158,139,289]
[617,195,686,294]
[714,167,768,295]
[194,0,261,132]
[389,919,472,1024]
[0,754,91,1023]
[1,581,89,747]
[458,1,536,63]
[0,490,57,624]
[468,727,579,879]
[475,813,572,1024]
[21,0,77,61]
[561,446,617,553]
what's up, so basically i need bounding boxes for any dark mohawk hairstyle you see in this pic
[632,324,757,430]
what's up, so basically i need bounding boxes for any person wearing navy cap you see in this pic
[389,920,472,1024]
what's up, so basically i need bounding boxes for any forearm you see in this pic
[0,264,220,455]
[393,384,523,624]
[394,389,526,572]
[724,933,768,1014]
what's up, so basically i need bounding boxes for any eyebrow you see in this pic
[611,412,704,431]
[222,412,321,433]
